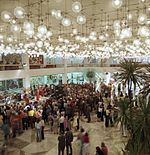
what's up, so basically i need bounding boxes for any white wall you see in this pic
[0,67,120,81]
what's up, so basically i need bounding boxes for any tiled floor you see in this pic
[0,115,127,155]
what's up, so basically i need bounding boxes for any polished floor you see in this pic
[0,115,127,155]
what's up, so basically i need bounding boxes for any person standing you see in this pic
[59,114,65,133]
[101,142,108,155]
[40,118,45,140]
[35,119,42,142]
[83,132,90,155]
[95,146,104,155]
[58,132,66,155]
[77,128,85,155]
[65,127,73,155]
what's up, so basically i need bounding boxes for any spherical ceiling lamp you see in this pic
[138,14,147,24]
[127,13,132,20]
[11,24,21,33]
[38,25,47,35]
[62,18,71,27]
[46,31,53,38]
[90,31,97,36]
[120,28,132,39]
[36,41,43,48]
[145,39,150,45]
[55,10,62,20]
[113,20,121,29]
[112,0,123,9]
[23,21,34,31]
[14,7,26,19]
[7,36,13,42]
[72,1,82,13]
[24,30,35,37]
[0,34,3,40]
[1,11,12,22]
[73,29,78,35]
[138,26,150,37]
[51,9,57,17]
[77,15,86,24]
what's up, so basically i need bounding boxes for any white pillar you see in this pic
[62,57,67,84]
[22,54,30,89]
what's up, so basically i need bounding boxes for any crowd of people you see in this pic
[0,83,119,154]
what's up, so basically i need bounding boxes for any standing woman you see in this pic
[35,119,42,142]
[83,132,90,155]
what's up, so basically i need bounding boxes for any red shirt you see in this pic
[83,135,89,143]
[102,146,108,155]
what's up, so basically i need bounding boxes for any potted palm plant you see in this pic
[86,71,95,83]
[117,59,143,103]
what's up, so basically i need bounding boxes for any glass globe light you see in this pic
[55,10,62,20]
[90,31,97,36]
[11,24,21,33]
[112,0,123,9]
[99,35,105,40]
[72,1,82,13]
[1,11,12,22]
[138,14,147,24]
[113,20,121,29]
[138,26,150,37]
[46,31,53,38]
[38,25,47,35]
[7,36,13,42]
[24,30,35,36]
[58,36,63,42]
[127,13,132,20]
[145,39,150,45]
[14,7,26,19]
[77,15,86,24]
[51,9,57,16]
[36,41,43,48]
[36,33,43,38]
[120,28,132,39]
[23,21,34,31]
[73,29,78,35]
[62,18,71,27]
[0,34,3,40]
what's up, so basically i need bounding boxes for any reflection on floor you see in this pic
[0,115,127,155]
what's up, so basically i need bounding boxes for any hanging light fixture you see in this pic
[23,21,34,31]
[51,9,57,17]
[0,34,3,41]
[14,7,26,19]
[77,15,86,24]
[113,20,121,29]
[10,24,21,33]
[72,1,82,13]
[1,11,12,22]
[72,29,78,35]
[112,0,123,9]
[46,31,53,38]
[55,10,63,20]
[138,14,147,24]
[138,26,150,37]
[62,18,71,26]
[38,25,47,35]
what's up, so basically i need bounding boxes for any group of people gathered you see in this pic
[0,83,119,154]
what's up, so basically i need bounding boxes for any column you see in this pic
[62,57,67,84]
[22,53,30,89]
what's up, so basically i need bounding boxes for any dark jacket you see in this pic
[58,134,66,150]
[65,131,73,145]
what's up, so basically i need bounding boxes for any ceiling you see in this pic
[0,0,150,58]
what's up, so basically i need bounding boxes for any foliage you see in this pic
[117,59,143,100]
[86,71,95,80]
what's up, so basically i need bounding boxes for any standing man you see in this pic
[65,127,73,155]
[58,132,65,155]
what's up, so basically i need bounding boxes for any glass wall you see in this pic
[0,79,23,92]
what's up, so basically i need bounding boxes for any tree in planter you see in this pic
[86,71,95,83]
[117,59,143,103]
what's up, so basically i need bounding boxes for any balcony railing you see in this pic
[0,63,149,71]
